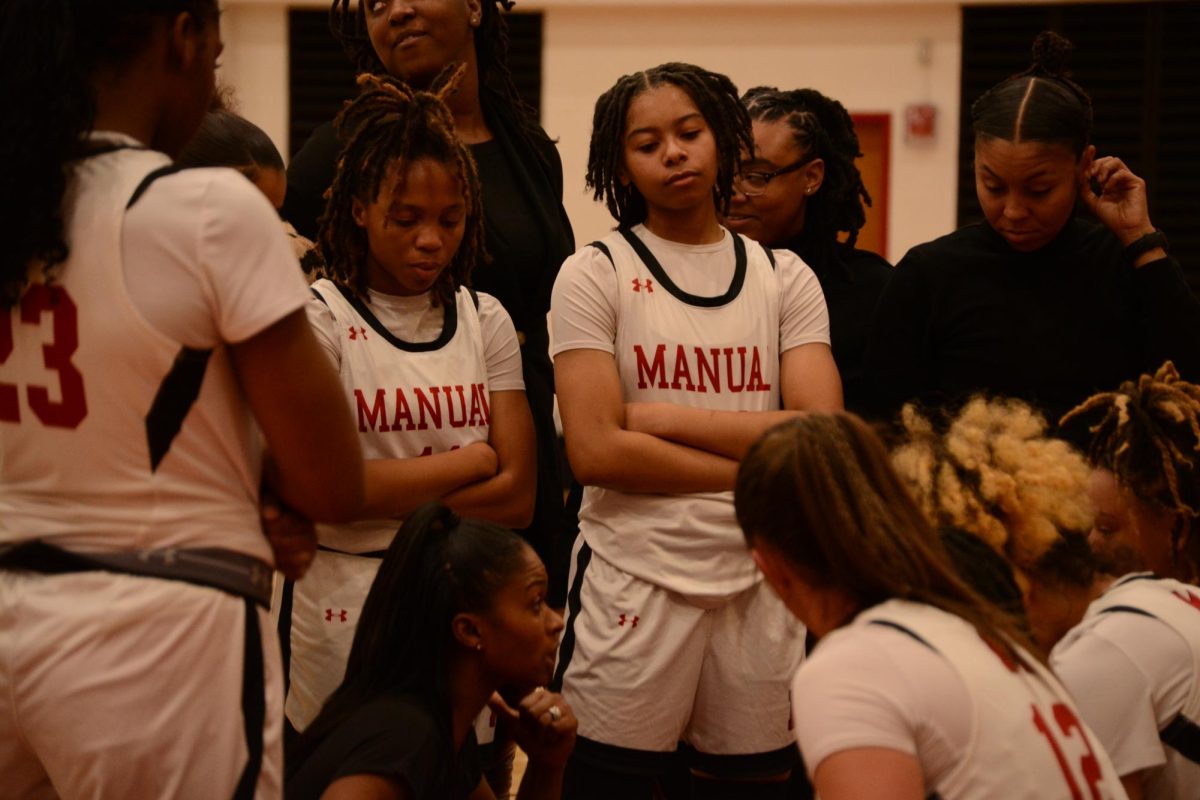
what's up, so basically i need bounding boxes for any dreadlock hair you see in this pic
[1061,362,1200,582]
[741,86,871,264]
[736,413,1036,662]
[892,396,1094,580]
[1,0,217,307]
[587,63,753,228]
[971,30,1094,157]
[328,0,552,168]
[318,69,485,306]
[287,502,529,793]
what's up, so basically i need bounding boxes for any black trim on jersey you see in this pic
[334,283,458,352]
[617,227,747,308]
[126,164,188,209]
[1161,714,1200,765]
[309,287,328,305]
[468,287,480,310]
[551,541,592,692]
[589,241,615,268]
[763,246,777,271]
[1097,604,1157,619]
[232,599,266,800]
[145,347,213,472]
[277,578,295,696]
[73,142,148,162]
[683,742,799,779]
[868,619,938,652]
[317,543,388,559]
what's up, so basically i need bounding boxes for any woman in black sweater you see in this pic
[863,32,1200,426]
[724,87,892,414]
[285,0,573,606]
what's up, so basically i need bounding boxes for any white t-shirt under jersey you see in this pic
[551,225,829,598]
[1,133,308,561]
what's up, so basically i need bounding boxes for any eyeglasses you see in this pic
[733,155,815,197]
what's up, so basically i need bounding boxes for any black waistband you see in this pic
[0,540,273,607]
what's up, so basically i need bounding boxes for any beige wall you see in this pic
[221,1,965,261]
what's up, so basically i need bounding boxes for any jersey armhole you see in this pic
[126,164,188,209]
[310,287,329,305]
[590,241,615,268]
[467,286,480,310]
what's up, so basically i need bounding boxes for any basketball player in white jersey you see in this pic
[551,63,841,799]
[1053,364,1200,799]
[279,72,536,739]
[0,2,364,797]
[736,415,1127,799]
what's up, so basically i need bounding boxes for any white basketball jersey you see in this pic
[577,227,781,599]
[0,148,271,561]
[854,600,1126,799]
[1057,574,1200,796]
[308,279,493,554]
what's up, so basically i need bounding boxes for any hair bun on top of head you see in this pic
[1028,30,1075,79]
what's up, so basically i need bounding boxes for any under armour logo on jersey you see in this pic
[631,278,654,293]
[325,608,348,622]
[618,613,639,628]
[1173,589,1200,611]
[348,326,368,340]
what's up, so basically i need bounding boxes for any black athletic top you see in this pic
[283,109,575,604]
[862,214,1200,426]
[782,237,893,415]
[285,693,482,800]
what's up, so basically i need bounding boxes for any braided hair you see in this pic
[318,69,485,306]
[971,30,1094,156]
[587,62,753,227]
[1061,362,1200,582]
[741,86,871,263]
[1,0,216,307]
[328,0,552,168]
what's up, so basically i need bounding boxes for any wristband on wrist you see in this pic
[1124,229,1169,262]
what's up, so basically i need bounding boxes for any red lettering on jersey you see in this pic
[468,383,491,427]
[445,385,468,428]
[747,346,771,391]
[355,388,390,432]
[392,387,415,431]
[634,344,668,389]
[1032,702,1105,799]
[414,386,441,430]
[0,284,88,428]
[693,347,721,393]
[670,344,695,391]
[1173,589,1200,611]
[724,346,747,393]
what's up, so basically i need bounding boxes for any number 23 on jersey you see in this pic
[1,284,87,428]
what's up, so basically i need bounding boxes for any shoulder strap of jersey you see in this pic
[467,286,480,309]
[589,240,615,268]
[126,164,187,210]
[310,286,328,305]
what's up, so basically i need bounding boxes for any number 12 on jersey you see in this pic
[1,284,87,428]
[1032,702,1106,799]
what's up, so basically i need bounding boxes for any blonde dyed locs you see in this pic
[736,413,1035,660]
[1062,362,1200,582]
[318,68,485,305]
[893,397,1092,575]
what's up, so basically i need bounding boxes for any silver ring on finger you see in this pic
[547,704,562,722]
